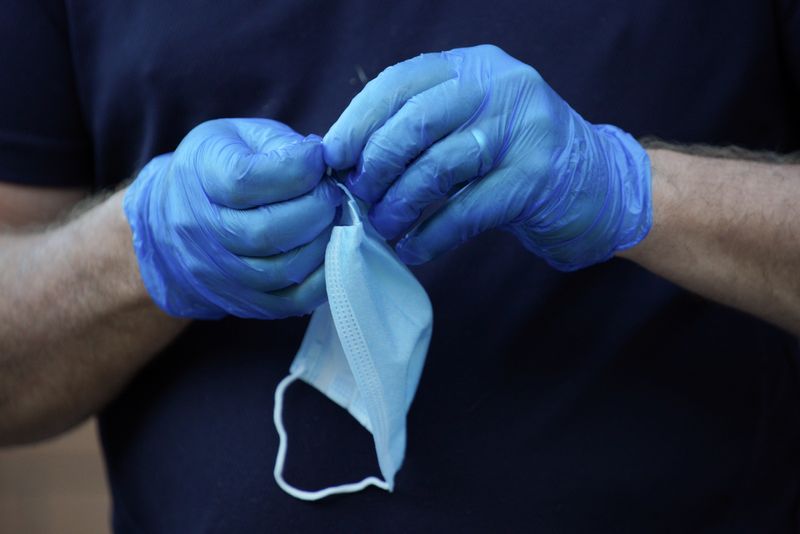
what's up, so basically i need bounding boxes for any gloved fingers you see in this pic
[369,128,494,240]
[234,224,332,292]
[395,166,526,264]
[212,178,341,256]
[322,52,456,170]
[346,77,485,204]
[196,121,325,209]
[229,118,308,153]
[254,263,327,318]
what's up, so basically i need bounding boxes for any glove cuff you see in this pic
[513,122,652,272]
[594,124,653,255]
[123,154,226,319]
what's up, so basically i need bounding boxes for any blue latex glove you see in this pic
[323,45,651,270]
[124,118,342,319]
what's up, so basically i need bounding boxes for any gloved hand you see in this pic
[124,118,342,319]
[323,44,651,270]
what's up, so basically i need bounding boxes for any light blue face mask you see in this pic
[272,183,434,500]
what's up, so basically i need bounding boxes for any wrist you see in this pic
[76,189,154,309]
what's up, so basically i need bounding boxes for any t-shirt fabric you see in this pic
[2,1,799,532]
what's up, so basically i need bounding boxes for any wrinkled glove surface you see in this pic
[324,44,651,270]
[124,118,342,319]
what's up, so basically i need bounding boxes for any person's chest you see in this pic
[62,0,797,189]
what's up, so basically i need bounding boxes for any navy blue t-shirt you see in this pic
[2,1,800,532]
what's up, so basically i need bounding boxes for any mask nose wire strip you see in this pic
[273,367,391,501]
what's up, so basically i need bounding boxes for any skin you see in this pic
[0,184,187,446]
[618,147,800,336]
[0,145,798,445]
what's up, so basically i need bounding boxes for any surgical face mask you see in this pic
[272,183,434,500]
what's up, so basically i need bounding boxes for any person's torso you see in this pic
[64,0,800,531]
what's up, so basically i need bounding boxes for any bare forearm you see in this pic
[0,190,187,445]
[619,147,800,335]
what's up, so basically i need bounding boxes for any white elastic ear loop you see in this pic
[273,370,390,501]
